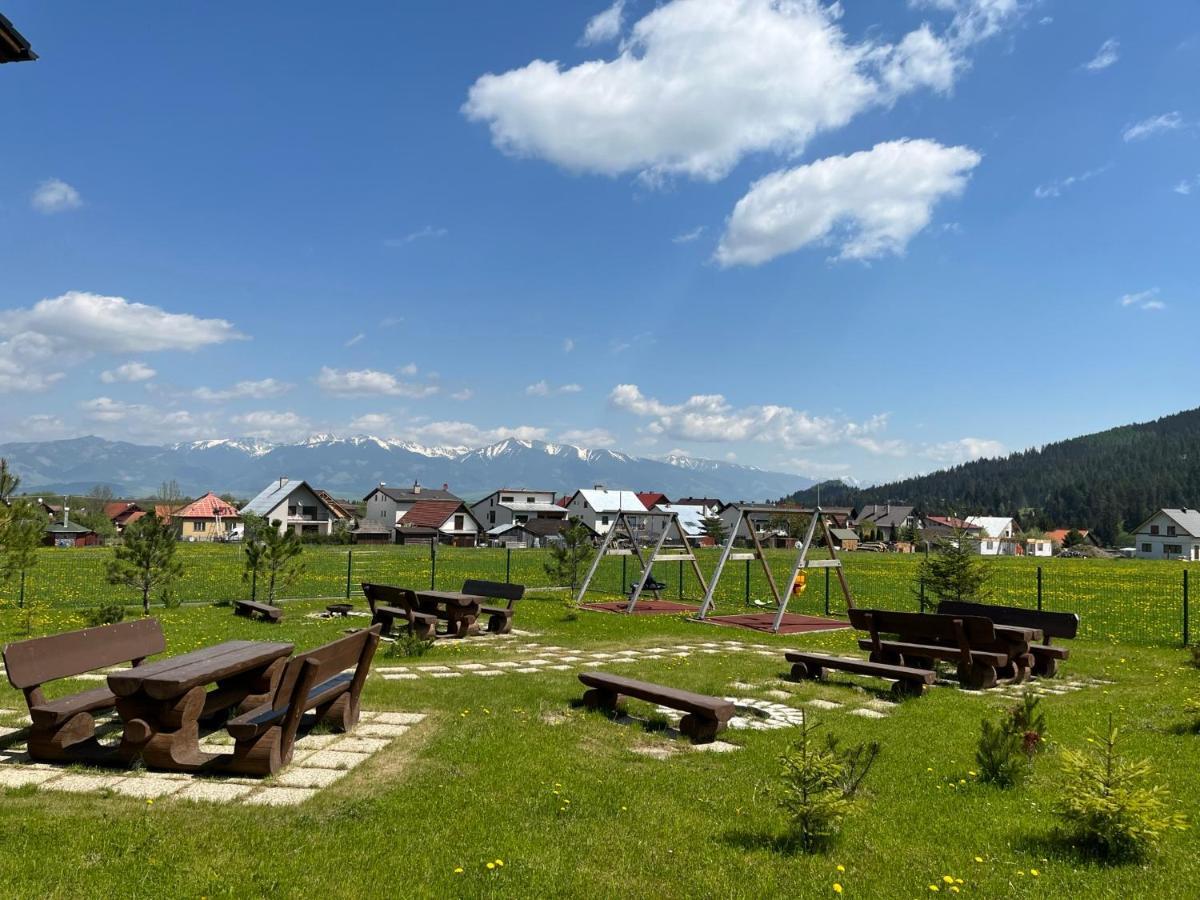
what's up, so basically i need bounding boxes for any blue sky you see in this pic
[0,0,1196,484]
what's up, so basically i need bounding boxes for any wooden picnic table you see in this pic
[893,621,1043,683]
[108,640,293,771]
[414,590,487,638]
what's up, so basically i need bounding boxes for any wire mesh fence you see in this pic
[0,544,1191,647]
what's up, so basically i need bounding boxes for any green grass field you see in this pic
[0,595,1197,898]
[3,544,1192,647]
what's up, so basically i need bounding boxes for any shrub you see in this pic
[1055,717,1188,860]
[1009,691,1048,756]
[385,631,435,658]
[976,717,1031,787]
[776,711,880,851]
[84,604,127,627]
[1190,644,1200,668]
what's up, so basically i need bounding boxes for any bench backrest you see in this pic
[361,582,417,614]
[935,600,1079,641]
[848,608,996,645]
[270,624,382,712]
[3,618,166,690]
[462,579,525,609]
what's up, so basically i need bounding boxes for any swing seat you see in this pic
[632,579,667,594]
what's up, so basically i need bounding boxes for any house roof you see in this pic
[0,14,36,63]
[853,504,914,528]
[1044,528,1090,543]
[398,500,475,530]
[174,492,239,520]
[313,490,354,520]
[965,516,1015,538]
[675,497,723,508]
[351,520,392,535]
[1134,509,1200,538]
[242,479,335,519]
[636,492,670,509]
[367,484,460,503]
[924,515,981,531]
[572,489,647,514]
[498,501,566,514]
[830,528,859,541]
[103,501,142,520]
[655,503,705,536]
[153,504,179,522]
[45,522,95,535]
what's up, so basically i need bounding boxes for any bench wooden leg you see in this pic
[958,661,997,691]
[789,661,823,681]
[411,619,436,641]
[486,613,512,635]
[1032,655,1059,678]
[316,693,359,732]
[27,713,99,761]
[582,687,621,713]
[678,713,721,744]
[223,728,285,776]
[891,678,926,699]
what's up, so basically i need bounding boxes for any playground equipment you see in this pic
[695,506,854,633]
[575,510,709,613]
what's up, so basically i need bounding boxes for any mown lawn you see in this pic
[0,593,1197,898]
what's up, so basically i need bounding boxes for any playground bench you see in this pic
[936,600,1078,677]
[234,599,283,623]
[578,671,734,743]
[224,625,382,775]
[785,651,936,697]
[3,618,166,761]
[850,608,1027,690]
[461,579,525,634]
[362,583,437,640]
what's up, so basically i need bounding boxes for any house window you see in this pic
[601,515,609,526]
[488,511,495,524]
[1166,544,1183,556]
[288,505,298,517]
[194,521,206,532]
[1150,524,1160,535]
[1141,543,1152,553]
[526,496,535,503]
[501,496,514,503]
[1167,525,1177,537]
[454,514,464,531]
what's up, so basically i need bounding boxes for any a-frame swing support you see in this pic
[696,506,855,633]
[574,510,709,611]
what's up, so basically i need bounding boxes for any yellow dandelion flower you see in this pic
[836,865,845,873]
[973,857,983,863]
[486,862,496,871]
[496,860,504,867]
[949,887,960,894]
[929,885,940,892]
[1030,869,1039,876]
[833,884,843,894]
[454,867,464,875]
[943,876,954,884]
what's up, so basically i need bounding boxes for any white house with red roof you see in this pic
[173,492,240,542]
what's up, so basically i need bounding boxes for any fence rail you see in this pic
[0,545,1191,647]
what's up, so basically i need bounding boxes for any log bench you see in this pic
[3,618,166,762]
[234,599,283,623]
[223,624,382,775]
[362,583,437,639]
[786,651,937,697]
[578,671,734,743]
[461,579,525,634]
[936,601,1078,677]
[850,608,1021,690]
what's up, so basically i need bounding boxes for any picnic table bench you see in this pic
[578,671,734,743]
[362,583,437,639]
[3,618,166,762]
[851,608,1031,690]
[461,579,525,634]
[414,589,486,638]
[936,600,1078,677]
[224,625,382,775]
[234,599,283,623]
[786,650,937,697]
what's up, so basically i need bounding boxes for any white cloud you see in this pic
[0,291,242,394]
[193,378,293,402]
[716,139,981,266]
[344,333,365,348]
[399,362,418,376]
[403,421,549,447]
[348,413,395,434]
[464,0,1018,183]
[562,337,575,354]
[559,427,616,447]
[31,178,82,213]
[100,361,156,384]
[1122,111,1183,142]
[1174,175,1200,196]
[230,410,311,440]
[80,397,214,441]
[1033,164,1109,199]
[582,0,625,44]
[610,383,886,448]
[1083,37,1119,71]
[924,436,1005,463]
[315,367,439,398]
[450,388,474,401]
[384,226,447,246]
[672,226,706,244]
[525,380,582,397]
[1119,288,1166,311]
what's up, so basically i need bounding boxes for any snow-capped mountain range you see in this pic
[0,435,814,501]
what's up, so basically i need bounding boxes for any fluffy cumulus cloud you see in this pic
[581,0,625,44]
[924,436,1005,463]
[315,367,439,398]
[347,412,396,434]
[193,378,293,402]
[1122,111,1183,142]
[230,410,311,440]
[1119,288,1165,311]
[0,291,242,394]
[610,383,887,448]
[80,397,214,441]
[558,427,616,447]
[525,380,583,397]
[464,0,1018,183]
[30,178,82,213]
[100,361,156,384]
[716,139,981,265]
[1083,37,1119,71]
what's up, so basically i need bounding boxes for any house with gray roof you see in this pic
[470,488,565,530]
[1133,508,1200,560]
[363,482,461,532]
[242,477,343,537]
[851,504,917,542]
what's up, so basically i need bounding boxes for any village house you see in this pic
[966,516,1018,556]
[644,502,708,545]
[1024,536,1053,557]
[486,517,596,548]
[921,515,983,541]
[1044,528,1098,548]
[673,497,724,518]
[828,528,860,551]
[103,501,146,533]
[563,487,647,536]
[172,492,240,542]
[719,502,810,546]
[470,488,565,530]
[1133,509,1200,560]
[241,478,344,537]
[363,482,461,530]
[852,504,917,542]
[44,521,99,547]
[395,499,481,546]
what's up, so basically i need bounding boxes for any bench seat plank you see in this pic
[785,652,935,697]
[30,686,118,726]
[856,638,1008,669]
[578,672,733,743]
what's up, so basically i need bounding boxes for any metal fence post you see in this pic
[824,566,830,616]
[678,559,683,599]
[744,558,750,605]
[251,568,257,602]
[621,554,627,593]
[919,578,925,613]
[1184,569,1190,648]
[19,570,25,610]
[346,549,353,599]
[430,540,437,589]
[506,548,512,584]
[1036,565,1043,611]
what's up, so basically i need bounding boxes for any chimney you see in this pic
[442,483,448,492]
[594,483,605,491]
[412,481,422,495]
[279,476,289,489]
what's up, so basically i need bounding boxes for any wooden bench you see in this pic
[3,618,166,761]
[223,624,382,775]
[462,579,525,634]
[578,671,734,743]
[786,651,937,697]
[362,582,437,639]
[937,600,1079,677]
[234,599,283,623]
[850,608,1013,690]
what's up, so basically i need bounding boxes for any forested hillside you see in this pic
[787,408,1200,545]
